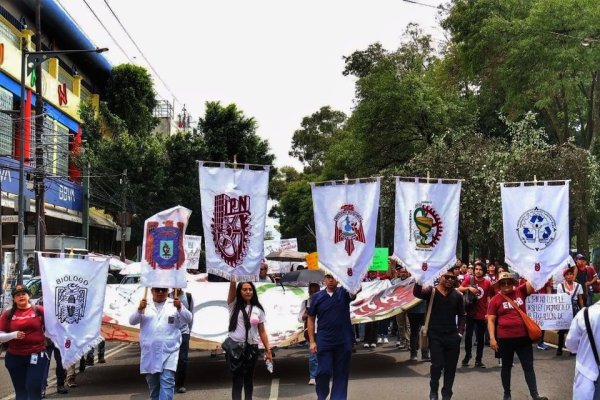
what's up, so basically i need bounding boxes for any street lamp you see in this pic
[16,37,108,284]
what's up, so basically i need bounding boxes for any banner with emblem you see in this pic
[501,181,572,290]
[141,205,192,288]
[199,162,270,281]
[311,178,380,293]
[393,178,462,285]
[39,254,109,369]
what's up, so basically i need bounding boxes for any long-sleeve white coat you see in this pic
[129,298,192,374]
[566,303,600,400]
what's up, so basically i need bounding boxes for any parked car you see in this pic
[25,276,43,304]
[120,274,141,285]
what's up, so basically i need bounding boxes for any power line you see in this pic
[102,0,180,103]
[401,0,438,9]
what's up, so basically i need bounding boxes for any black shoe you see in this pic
[503,395,511,400]
[556,349,563,356]
[41,389,46,399]
[57,385,68,394]
[532,396,548,400]
[429,393,439,400]
[461,356,470,366]
[474,361,486,368]
[98,357,106,364]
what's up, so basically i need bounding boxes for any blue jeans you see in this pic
[5,351,49,400]
[308,344,318,379]
[146,369,176,400]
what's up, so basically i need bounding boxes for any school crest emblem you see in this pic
[211,194,252,267]
[55,283,87,324]
[516,207,557,251]
[145,219,185,269]
[334,204,366,256]
[411,202,443,250]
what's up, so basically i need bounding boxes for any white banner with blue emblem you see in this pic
[199,163,270,282]
[392,178,462,285]
[38,254,109,369]
[311,178,380,294]
[140,205,192,289]
[501,181,572,290]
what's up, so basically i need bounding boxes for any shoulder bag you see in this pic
[463,275,477,308]
[583,307,600,400]
[222,306,255,372]
[499,293,542,342]
[419,288,436,353]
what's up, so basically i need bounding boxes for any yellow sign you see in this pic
[306,252,319,270]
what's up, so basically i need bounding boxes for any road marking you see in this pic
[0,342,132,400]
[269,378,279,400]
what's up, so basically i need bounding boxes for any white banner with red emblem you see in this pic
[39,254,109,369]
[199,162,270,282]
[501,181,572,290]
[311,178,380,294]
[140,205,192,289]
[393,178,461,285]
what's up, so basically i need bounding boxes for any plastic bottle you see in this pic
[265,359,274,373]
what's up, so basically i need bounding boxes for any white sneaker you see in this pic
[377,337,383,344]
[383,337,389,344]
[364,343,370,348]
[370,343,377,348]
[497,359,502,367]
[308,378,316,385]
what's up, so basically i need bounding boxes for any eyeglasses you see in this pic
[152,288,168,293]
[443,275,457,280]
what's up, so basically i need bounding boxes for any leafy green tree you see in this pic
[105,64,158,137]
[274,178,316,252]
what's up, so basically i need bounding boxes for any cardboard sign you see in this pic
[526,293,573,330]
[369,248,389,271]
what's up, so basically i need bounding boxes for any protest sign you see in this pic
[526,293,573,330]
[183,235,202,270]
[369,248,389,271]
[306,252,319,270]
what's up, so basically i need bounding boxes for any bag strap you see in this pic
[499,293,529,322]
[584,307,600,369]
[240,305,252,344]
[423,288,436,330]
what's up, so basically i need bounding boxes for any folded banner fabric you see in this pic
[501,182,572,290]
[311,179,380,293]
[199,163,270,281]
[140,205,191,288]
[393,178,461,285]
[39,254,109,369]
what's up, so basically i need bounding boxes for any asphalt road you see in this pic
[0,341,575,400]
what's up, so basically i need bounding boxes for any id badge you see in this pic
[30,353,38,365]
[168,316,175,324]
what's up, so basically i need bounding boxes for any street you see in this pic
[0,340,575,400]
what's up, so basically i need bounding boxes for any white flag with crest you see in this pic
[199,162,270,281]
[393,179,461,285]
[311,179,380,294]
[140,205,191,288]
[39,254,109,369]
[501,182,572,290]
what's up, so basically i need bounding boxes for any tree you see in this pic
[289,106,346,173]
[105,64,158,137]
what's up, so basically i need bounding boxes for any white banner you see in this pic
[311,179,380,293]
[199,163,270,281]
[393,179,461,285]
[501,182,572,290]
[183,235,202,270]
[264,238,299,273]
[526,293,573,330]
[140,206,191,289]
[39,254,109,369]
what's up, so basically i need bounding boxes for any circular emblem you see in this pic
[516,207,557,251]
[412,203,443,249]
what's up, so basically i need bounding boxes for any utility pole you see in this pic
[33,0,45,276]
[120,169,127,261]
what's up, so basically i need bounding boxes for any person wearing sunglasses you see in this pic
[129,288,192,400]
[413,269,466,400]
[487,272,548,400]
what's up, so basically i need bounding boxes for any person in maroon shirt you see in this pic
[487,273,548,400]
[459,261,494,368]
[0,284,48,400]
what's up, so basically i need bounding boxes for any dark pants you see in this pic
[230,345,258,400]
[44,343,66,388]
[315,343,352,400]
[407,313,425,357]
[498,337,540,398]
[464,317,486,363]
[86,340,105,363]
[5,351,49,400]
[176,333,190,388]
[429,331,461,399]
[364,322,378,344]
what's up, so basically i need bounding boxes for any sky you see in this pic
[57,0,444,170]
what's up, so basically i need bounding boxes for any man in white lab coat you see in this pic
[129,287,193,400]
[566,301,600,400]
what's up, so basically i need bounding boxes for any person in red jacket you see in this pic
[0,284,49,400]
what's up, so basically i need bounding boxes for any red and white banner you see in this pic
[311,179,380,294]
[140,206,191,289]
[199,162,270,281]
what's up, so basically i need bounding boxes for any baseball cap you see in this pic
[576,254,586,261]
[12,284,31,297]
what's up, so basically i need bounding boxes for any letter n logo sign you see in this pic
[58,83,68,106]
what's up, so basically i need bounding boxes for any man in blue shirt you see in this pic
[307,273,355,400]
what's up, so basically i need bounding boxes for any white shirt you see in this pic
[129,298,193,374]
[566,303,600,382]
[557,281,584,298]
[227,303,266,345]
